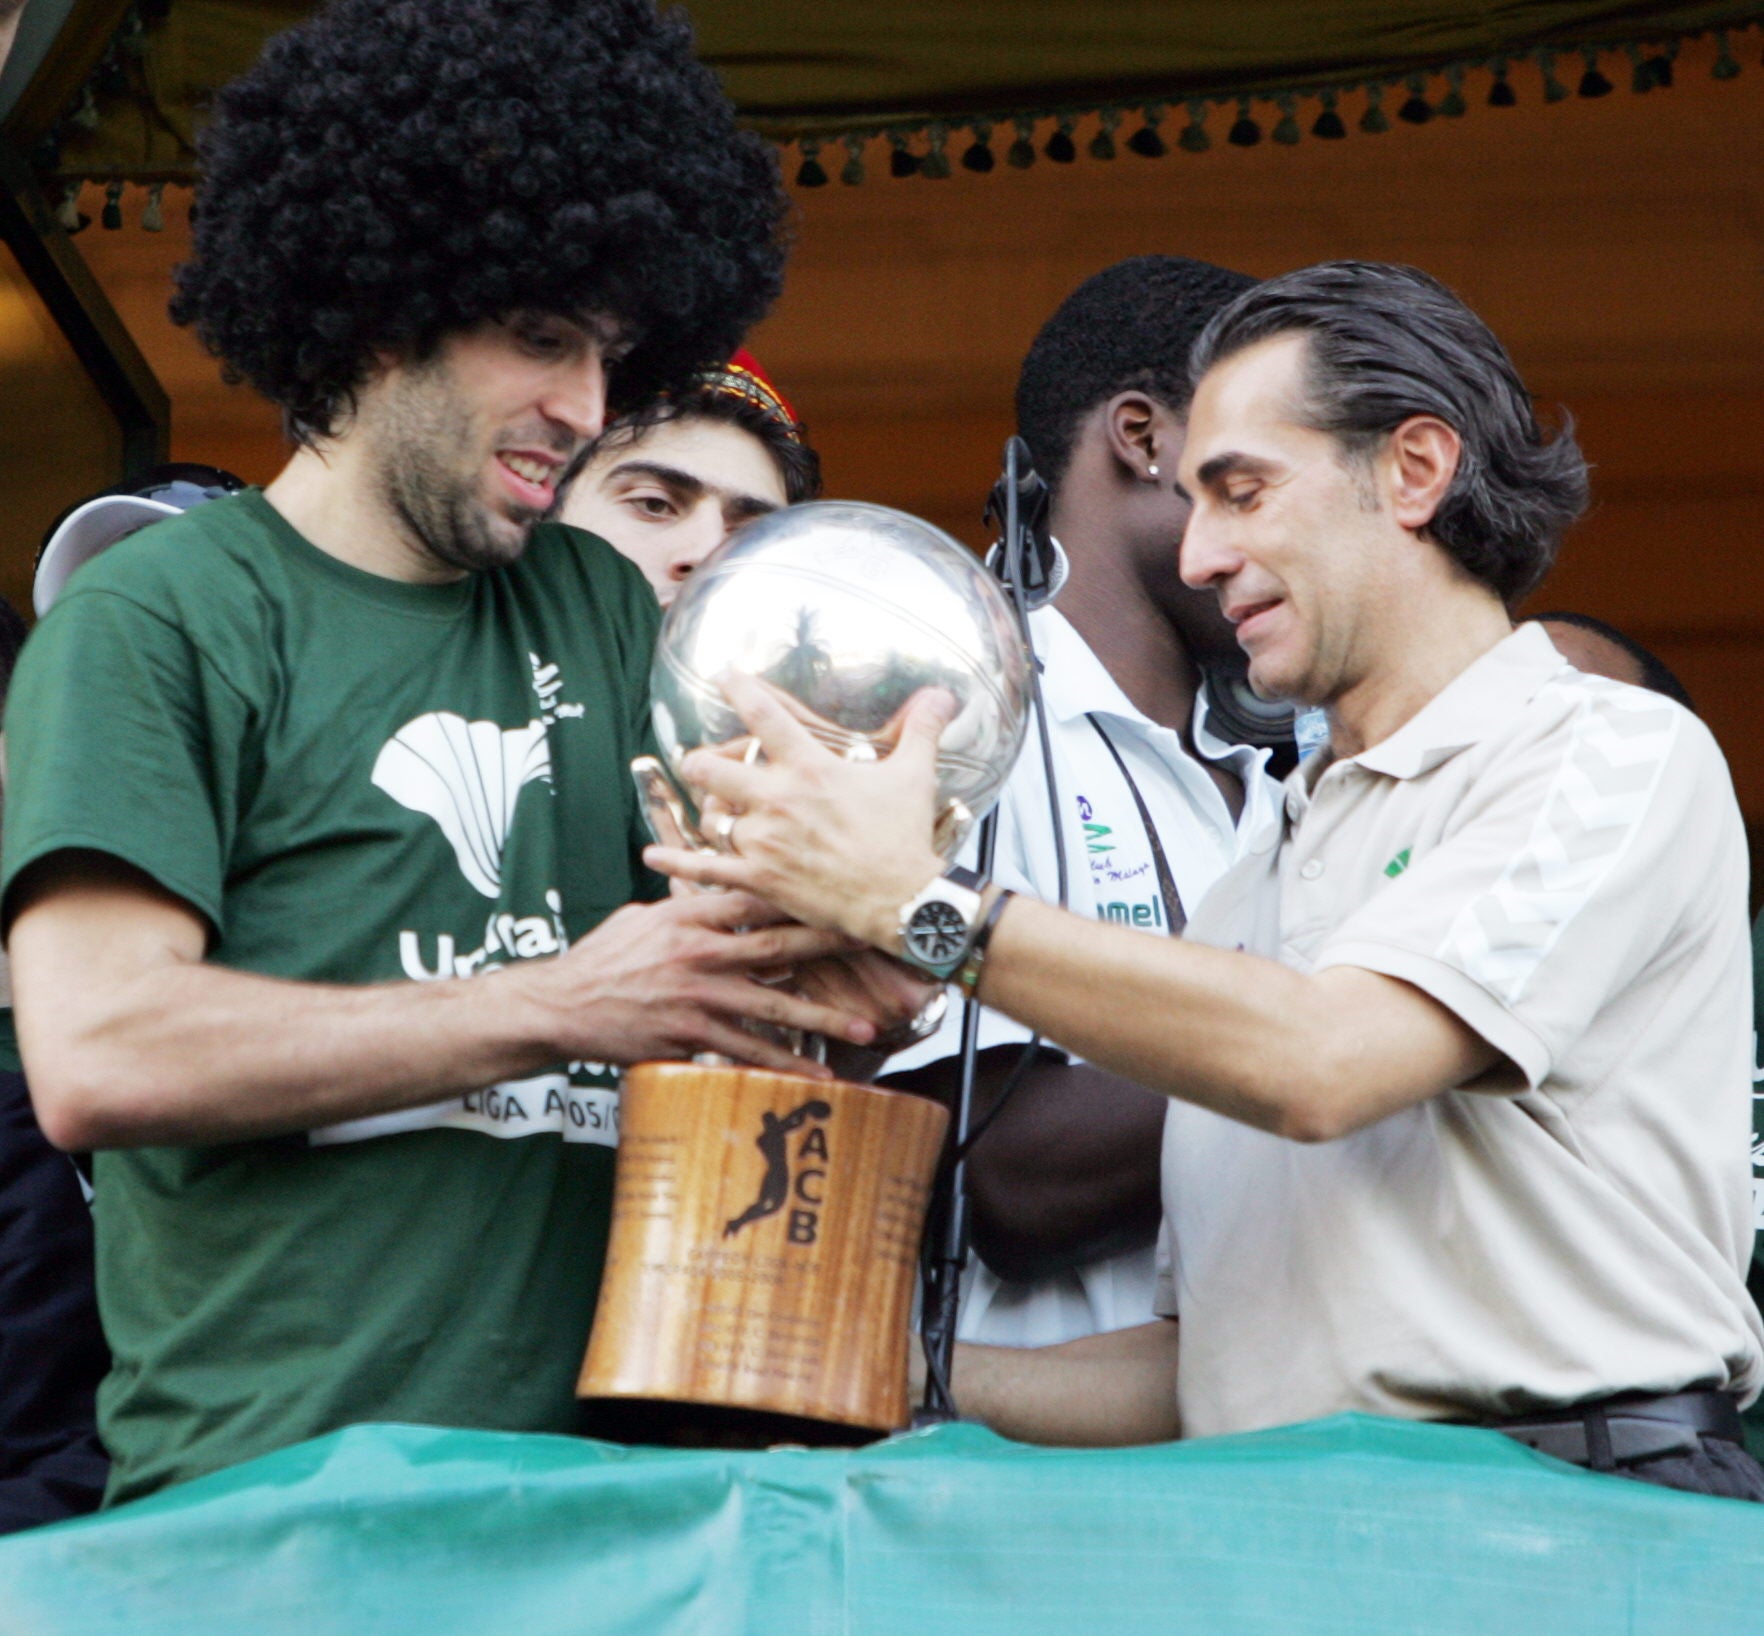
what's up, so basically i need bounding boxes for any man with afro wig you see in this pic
[0,0,898,1504]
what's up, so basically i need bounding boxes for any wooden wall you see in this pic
[61,35,1764,827]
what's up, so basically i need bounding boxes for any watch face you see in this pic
[906,900,970,966]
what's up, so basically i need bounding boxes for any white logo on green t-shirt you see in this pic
[371,711,552,896]
[529,650,586,725]
[334,681,620,1149]
[397,890,571,982]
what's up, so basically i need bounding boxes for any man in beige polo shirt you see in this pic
[650,260,1764,1501]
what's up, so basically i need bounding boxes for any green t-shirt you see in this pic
[0,1008,20,1076]
[1,490,663,1504]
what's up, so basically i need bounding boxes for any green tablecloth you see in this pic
[3,1414,1760,1634]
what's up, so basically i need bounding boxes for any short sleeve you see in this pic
[2,589,252,934]
[1315,688,1725,1091]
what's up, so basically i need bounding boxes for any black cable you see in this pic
[950,437,1068,1164]
[998,442,1069,911]
[952,1037,1043,1163]
[915,437,1071,1423]
[919,1308,955,1407]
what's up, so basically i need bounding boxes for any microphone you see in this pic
[982,437,1066,610]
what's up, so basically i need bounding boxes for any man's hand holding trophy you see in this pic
[579,501,1031,1441]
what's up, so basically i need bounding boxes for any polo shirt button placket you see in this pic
[1300,858,1324,881]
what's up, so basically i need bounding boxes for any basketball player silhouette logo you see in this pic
[724,1099,833,1237]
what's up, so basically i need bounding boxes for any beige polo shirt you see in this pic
[1155,623,1764,1437]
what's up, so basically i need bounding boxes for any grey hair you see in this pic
[1189,261,1588,605]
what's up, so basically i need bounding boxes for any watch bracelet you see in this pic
[956,888,1016,997]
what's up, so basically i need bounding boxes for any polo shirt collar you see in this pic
[1349,622,1568,781]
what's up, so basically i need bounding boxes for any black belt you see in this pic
[1489,1389,1744,1471]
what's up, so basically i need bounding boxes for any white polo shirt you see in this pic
[891,605,1283,1345]
[1158,623,1764,1436]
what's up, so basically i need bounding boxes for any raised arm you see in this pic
[11,851,876,1151]
[646,677,1495,1142]
[973,901,1491,1141]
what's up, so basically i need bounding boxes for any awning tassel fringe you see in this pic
[766,20,1759,188]
[28,12,1763,206]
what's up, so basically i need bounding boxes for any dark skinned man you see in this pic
[887,258,1289,1345]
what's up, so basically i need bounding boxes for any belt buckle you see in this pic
[1501,1414,1699,1469]
[1605,1413,1702,1464]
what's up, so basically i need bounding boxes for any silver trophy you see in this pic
[634,500,1032,864]
[631,501,1033,1066]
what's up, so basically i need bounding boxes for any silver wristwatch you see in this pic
[895,866,988,981]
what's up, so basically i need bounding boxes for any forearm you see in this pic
[21,958,562,1149]
[11,864,880,1151]
[945,1320,1181,1446]
[974,899,1468,1141]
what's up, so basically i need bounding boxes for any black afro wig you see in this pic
[171,0,786,441]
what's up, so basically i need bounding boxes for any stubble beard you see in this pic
[374,359,554,576]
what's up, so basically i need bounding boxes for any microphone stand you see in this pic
[915,437,1057,1423]
[911,812,999,1423]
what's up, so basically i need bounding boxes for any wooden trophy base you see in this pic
[579,1061,949,1441]
[576,1397,880,1450]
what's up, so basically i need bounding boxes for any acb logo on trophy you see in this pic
[578,503,1030,1442]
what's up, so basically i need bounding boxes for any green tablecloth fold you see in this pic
[3,1413,1760,1635]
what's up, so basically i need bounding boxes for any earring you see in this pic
[1147,464,1160,480]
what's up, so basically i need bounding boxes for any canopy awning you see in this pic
[4,0,1762,195]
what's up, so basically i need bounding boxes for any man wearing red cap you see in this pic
[563,351,821,606]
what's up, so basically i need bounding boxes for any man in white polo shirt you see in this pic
[886,258,1288,1347]
[652,261,1764,1500]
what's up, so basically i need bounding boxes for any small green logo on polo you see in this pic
[1383,848,1412,879]
[1084,821,1114,856]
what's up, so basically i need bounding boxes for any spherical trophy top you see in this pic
[650,501,1032,855]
